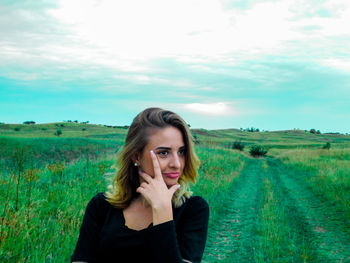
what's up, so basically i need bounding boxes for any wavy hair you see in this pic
[105,107,200,208]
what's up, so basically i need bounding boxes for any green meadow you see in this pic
[1,122,350,262]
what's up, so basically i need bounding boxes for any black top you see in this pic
[71,193,209,263]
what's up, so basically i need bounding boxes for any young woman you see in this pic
[71,107,209,263]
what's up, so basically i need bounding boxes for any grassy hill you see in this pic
[1,122,350,262]
[0,122,128,140]
[2,122,349,149]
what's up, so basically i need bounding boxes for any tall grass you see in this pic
[0,144,244,262]
[0,137,122,171]
[275,148,350,222]
[0,154,116,262]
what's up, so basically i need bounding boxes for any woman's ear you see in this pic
[132,153,140,165]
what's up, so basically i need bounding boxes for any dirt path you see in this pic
[266,158,350,262]
[203,158,264,262]
[203,157,350,262]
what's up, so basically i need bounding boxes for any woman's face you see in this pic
[136,126,186,188]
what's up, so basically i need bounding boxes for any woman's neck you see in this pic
[135,195,151,209]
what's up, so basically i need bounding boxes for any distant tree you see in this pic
[74,120,78,123]
[67,120,72,123]
[246,127,260,132]
[23,121,35,125]
[316,130,321,134]
[60,124,65,127]
[55,129,62,136]
[310,129,316,134]
[14,127,21,131]
[82,128,86,131]
[322,142,331,150]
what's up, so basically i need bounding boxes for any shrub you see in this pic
[310,129,316,134]
[322,142,331,150]
[232,141,245,151]
[193,135,200,144]
[41,128,47,131]
[23,121,35,125]
[249,145,268,157]
[14,127,21,131]
[82,128,86,131]
[54,129,62,136]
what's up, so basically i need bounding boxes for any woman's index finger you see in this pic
[150,150,162,179]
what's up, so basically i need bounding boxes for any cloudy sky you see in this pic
[1,0,350,133]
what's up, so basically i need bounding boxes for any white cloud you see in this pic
[183,102,237,116]
[321,59,350,73]
[0,72,38,81]
[1,0,350,78]
[113,74,197,87]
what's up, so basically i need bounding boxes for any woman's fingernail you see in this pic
[177,184,181,188]
[150,150,154,155]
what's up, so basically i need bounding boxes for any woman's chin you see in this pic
[164,178,179,188]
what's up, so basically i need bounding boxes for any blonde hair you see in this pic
[105,107,200,208]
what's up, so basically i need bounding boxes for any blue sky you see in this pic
[1,0,350,133]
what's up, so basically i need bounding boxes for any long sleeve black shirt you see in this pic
[71,192,209,263]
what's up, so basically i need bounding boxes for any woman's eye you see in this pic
[179,149,185,155]
[158,151,168,156]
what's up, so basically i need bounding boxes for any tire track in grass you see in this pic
[204,158,264,263]
[267,158,350,262]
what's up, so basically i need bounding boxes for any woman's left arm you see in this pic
[137,151,209,262]
[147,197,210,263]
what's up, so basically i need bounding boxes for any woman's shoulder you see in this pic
[86,192,114,214]
[182,195,209,214]
[176,195,209,224]
[89,192,108,204]
[185,195,208,207]
[92,192,108,202]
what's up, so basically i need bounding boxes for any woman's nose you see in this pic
[170,153,181,168]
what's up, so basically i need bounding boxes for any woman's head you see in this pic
[106,107,200,208]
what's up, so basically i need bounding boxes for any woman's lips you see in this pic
[163,172,180,178]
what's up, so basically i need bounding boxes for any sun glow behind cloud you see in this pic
[184,102,237,116]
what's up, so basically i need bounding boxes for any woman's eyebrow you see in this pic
[155,146,185,150]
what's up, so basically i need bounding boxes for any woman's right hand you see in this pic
[137,150,180,210]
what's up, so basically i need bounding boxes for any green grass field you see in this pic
[1,123,349,262]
